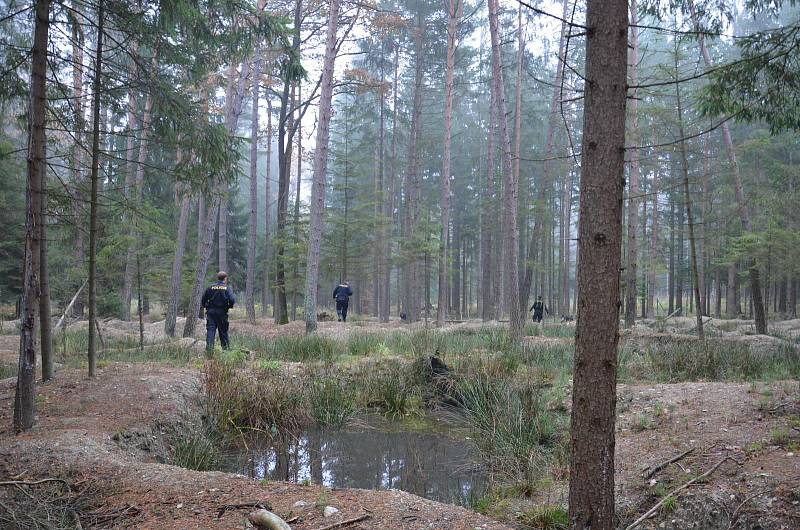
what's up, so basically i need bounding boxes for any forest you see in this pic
[1,0,799,529]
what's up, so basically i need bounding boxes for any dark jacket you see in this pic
[333,284,353,303]
[530,300,549,314]
[202,281,236,312]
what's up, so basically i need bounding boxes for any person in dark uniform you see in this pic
[333,281,353,322]
[529,295,549,323]
[202,271,236,351]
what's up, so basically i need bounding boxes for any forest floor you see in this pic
[0,316,799,529]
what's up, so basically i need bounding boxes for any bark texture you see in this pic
[437,0,460,326]
[624,1,640,327]
[15,0,49,432]
[304,0,341,333]
[246,56,261,325]
[567,1,628,528]
[487,0,522,341]
[87,0,104,378]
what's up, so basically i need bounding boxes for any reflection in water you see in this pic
[224,428,486,506]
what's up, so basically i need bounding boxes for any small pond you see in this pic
[222,420,486,506]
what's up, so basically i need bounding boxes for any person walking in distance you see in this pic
[333,281,353,322]
[529,295,549,323]
[202,271,236,352]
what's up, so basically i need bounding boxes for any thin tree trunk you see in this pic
[39,138,52,381]
[219,59,251,274]
[87,0,104,378]
[568,1,627,527]
[481,51,496,322]
[262,97,273,315]
[437,0,460,326]
[562,169,573,314]
[402,9,425,321]
[122,53,157,320]
[488,0,522,341]
[675,57,704,340]
[521,0,570,312]
[70,2,86,317]
[246,56,261,325]
[692,5,767,334]
[15,0,49,432]
[304,0,341,333]
[275,2,301,325]
[184,198,221,338]
[647,164,659,318]
[291,81,302,321]
[165,192,192,337]
[374,40,386,320]
[383,44,400,323]
[624,0,640,327]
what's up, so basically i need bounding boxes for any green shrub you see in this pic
[163,423,220,471]
[309,377,356,428]
[269,335,338,362]
[203,360,310,434]
[360,361,418,417]
[454,371,568,488]
[517,505,569,529]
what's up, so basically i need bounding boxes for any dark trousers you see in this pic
[532,311,544,323]
[336,300,349,321]
[206,309,230,350]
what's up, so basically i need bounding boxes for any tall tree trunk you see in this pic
[374,40,386,320]
[291,81,302,321]
[647,164,659,318]
[488,0,522,341]
[668,188,675,314]
[15,0,49,432]
[219,59,251,274]
[165,146,190,337]
[521,0,570,311]
[383,44,400,323]
[304,0,340,333]
[122,53,157,320]
[624,0,640,327]
[675,58,704,339]
[184,199,221,339]
[39,126,53,380]
[70,2,86,317]
[562,169,573,314]
[481,51,496,322]
[692,6,767,334]
[676,174,684,314]
[512,2,526,315]
[380,44,400,322]
[165,193,192,337]
[699,135,710,315]
[246,56,261,325]
[437,0,460,326]
[87,0,104,378]
[119,36,139,322]
[568,0,627,527]
[275,2,301,325]
[262,97,273,315]
[402,9,425,322]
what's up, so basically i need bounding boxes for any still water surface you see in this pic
[223,425,486,506]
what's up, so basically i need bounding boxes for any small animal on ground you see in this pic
[560,314,575,322]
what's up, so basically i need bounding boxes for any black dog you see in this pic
[560,314,575,322]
